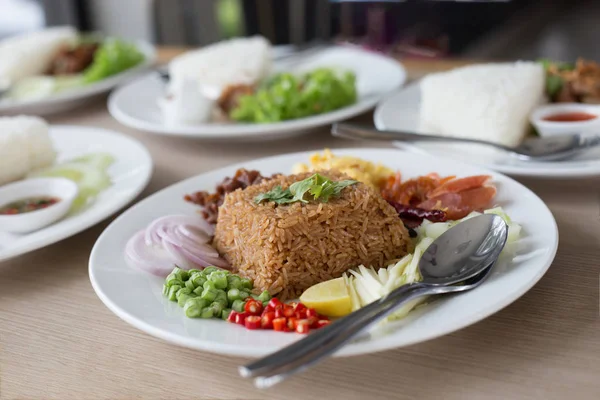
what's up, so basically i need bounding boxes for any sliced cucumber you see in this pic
[71,152,115,170]
[54,75,84,92]
[8,76,56,101]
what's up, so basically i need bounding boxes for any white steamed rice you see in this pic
[419,62,546,147]
[0,116,56,186]
[168,36,271,92]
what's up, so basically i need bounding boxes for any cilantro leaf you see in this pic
[254,173,358,205]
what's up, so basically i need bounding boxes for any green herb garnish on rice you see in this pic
[254,173,357,205]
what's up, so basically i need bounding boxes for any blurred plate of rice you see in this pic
[375,69,600,178]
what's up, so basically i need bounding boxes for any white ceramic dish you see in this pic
[374,82,600,178]
[0,41,156,116]
[0,177,78,233]
[89,148,558,358]
[108,46,406,140]
[530,103,600,137]
[0,125,152,262]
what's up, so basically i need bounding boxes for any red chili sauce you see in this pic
[542,112,597,122]
[0,196,60,215]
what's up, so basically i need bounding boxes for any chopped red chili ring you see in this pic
[227,310,239,323]
[294,303,307,313]
[295,319,311,334]
[244,315,261,330]
[244,299,263,316]
[261,311,275,329]
[287,317,297,330]
[305,308,318,318]
[267,298,283,310]
[272,317,287,331]
[274,309,285,319]
[235,312,248,326]
[316,320,331,329]
[283,305,295,318]
[307,317,319,329]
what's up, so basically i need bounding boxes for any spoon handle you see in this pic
[240,282,430,383]
[332,123,511,151]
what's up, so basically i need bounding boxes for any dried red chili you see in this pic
[184,168,276,224]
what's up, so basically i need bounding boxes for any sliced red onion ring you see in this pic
[125,230,174,276]
[179,224,211,243]
[178,245,230,269]
[126,215,227,276]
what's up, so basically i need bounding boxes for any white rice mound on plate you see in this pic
[419,62,546,147]
[168,35,271,91]
[0,116,56,186]
[0,26,77,83]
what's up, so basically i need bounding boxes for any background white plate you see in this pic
[89,149,558,358]
[374,82,600,178]
[108,47,406,140]
[0,41,156,116]
[0,125,153,262]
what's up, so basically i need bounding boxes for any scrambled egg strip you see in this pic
[292,149,394,188]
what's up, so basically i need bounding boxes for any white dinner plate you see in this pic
[0,41,156,116]
[108,46,406,140]
[89,148,558,358]
[374,82,600,178]
[0,125,153,262]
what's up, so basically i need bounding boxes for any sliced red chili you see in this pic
[272,317,287,331]
[227,310,239,323]
[274,309,285,319]
[294,303,307,314]
[267,298,283,311]
[244,299,263,316]
[295,319,310,334]
[235,312,248,325]
[315,320,331,329]
[244,315,261,330]
[306,308,318,318]
[287,317,297,330]
[283,305,295,318]
[261,311,275,329]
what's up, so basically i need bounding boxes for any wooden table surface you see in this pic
[1,49,600,400]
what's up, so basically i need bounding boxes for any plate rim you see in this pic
[88,147,559,358]
[107,47,407,139]
[373,81,600,178]
[0,124,154,262]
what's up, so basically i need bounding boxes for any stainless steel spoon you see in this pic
[240,214,508,387]
[332,123,600,162]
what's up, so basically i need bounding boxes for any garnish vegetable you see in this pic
[163,266,267,320]
[83,38,144,83]
[255,173,357,205]
[230,68,357,123]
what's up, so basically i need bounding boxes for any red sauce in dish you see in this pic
[0,196,60,215]
[542,112,597,122]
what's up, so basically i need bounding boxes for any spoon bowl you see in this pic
[420,214,508,286]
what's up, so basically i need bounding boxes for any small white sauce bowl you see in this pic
[530,103,600,138]
[0,177,78,234]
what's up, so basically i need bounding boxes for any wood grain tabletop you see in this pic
[1,48,599,400]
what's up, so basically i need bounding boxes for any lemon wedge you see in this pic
[299,277,352,317]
